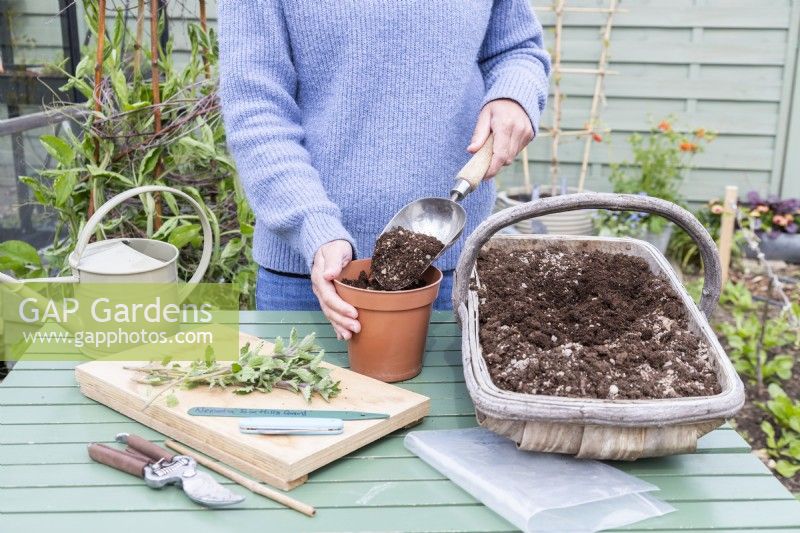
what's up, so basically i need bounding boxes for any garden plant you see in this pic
[595,119,714,239]
[3,2,255,307]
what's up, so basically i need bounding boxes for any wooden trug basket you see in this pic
[453,193,745,460]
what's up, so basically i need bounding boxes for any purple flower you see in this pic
[747,190,762,206]
[768,230,781,240]
[787,222,798,234]
[776,198,800,214]
[752,217,762,230]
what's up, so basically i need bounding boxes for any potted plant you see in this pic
[594,119,714,254]
[708,192,800,264]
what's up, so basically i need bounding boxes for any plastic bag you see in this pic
[404,427,673,532]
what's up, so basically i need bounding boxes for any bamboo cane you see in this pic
[521,146,531,193]
[559,67,618,75]
[549,0,565,197]
[538,128,593,139]
[165,440,316,517]
[133,0,145,77]
[199,0,211,80]
[535,6,628,13]
[718,185,738,284]
[150,0,163,229]
[576,0,618,192]
[90,0,107,217]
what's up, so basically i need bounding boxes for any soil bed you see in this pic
[476,246,721,400]
[372,227,444,290]
[732,378,800,491]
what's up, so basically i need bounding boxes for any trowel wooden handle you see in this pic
[456,134,494,193]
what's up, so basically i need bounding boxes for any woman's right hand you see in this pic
[311,240,361,340]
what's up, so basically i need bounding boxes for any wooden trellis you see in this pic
[521,1,623,196]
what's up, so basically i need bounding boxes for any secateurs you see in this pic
[87,433,245,508]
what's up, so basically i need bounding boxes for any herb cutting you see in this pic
[127,329,341,405]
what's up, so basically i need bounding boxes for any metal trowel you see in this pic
[374,135,494,289]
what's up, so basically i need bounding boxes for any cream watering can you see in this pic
[0,185,212,288]
[0,186,212,355]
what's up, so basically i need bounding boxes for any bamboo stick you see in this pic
[718,185,738,285]
[576,0,618,192]
[559,67,618,75]
[90,0,107,217]
[538,128,593,138]
[536,6,627,13]
[521,145,531,192]
[133,0,145,77]
[199,0,211,80]
[150,0,163,229]
[549,0,565,197]
[164,440,316,517]
[755,278,772,393]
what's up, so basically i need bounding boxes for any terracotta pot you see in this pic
[333,259,442,382]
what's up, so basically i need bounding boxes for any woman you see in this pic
[219,1,550,340]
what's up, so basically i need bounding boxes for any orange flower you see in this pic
[757,204,770,213]
[787,214,795,222]
[679,140,698,152]
[710,204,724,215]
[658,120,672,132]
[694,128,706,139]
[592,132,603,142]
[750,209,762,217]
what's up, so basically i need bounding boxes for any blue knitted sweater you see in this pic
[218,0,551,274]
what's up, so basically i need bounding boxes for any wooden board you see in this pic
[74,332,430,490]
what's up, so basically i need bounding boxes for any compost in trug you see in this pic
[476,246,721,400]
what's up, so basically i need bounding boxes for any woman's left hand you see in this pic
[468,98,533,179]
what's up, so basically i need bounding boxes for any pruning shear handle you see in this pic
[87,433,245,508]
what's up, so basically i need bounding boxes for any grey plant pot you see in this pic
[495,186,596,236]
[744,233,800,264]
[640,223,674,255]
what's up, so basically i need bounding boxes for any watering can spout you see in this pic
[1,271,82,332]
[0,272,79,286]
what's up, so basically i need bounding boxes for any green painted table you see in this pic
[2,311,800,532]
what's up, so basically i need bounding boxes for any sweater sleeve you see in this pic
[479,0,552,134]
[218,0,355,269]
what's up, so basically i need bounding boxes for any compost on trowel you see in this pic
[342,227,445,291]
